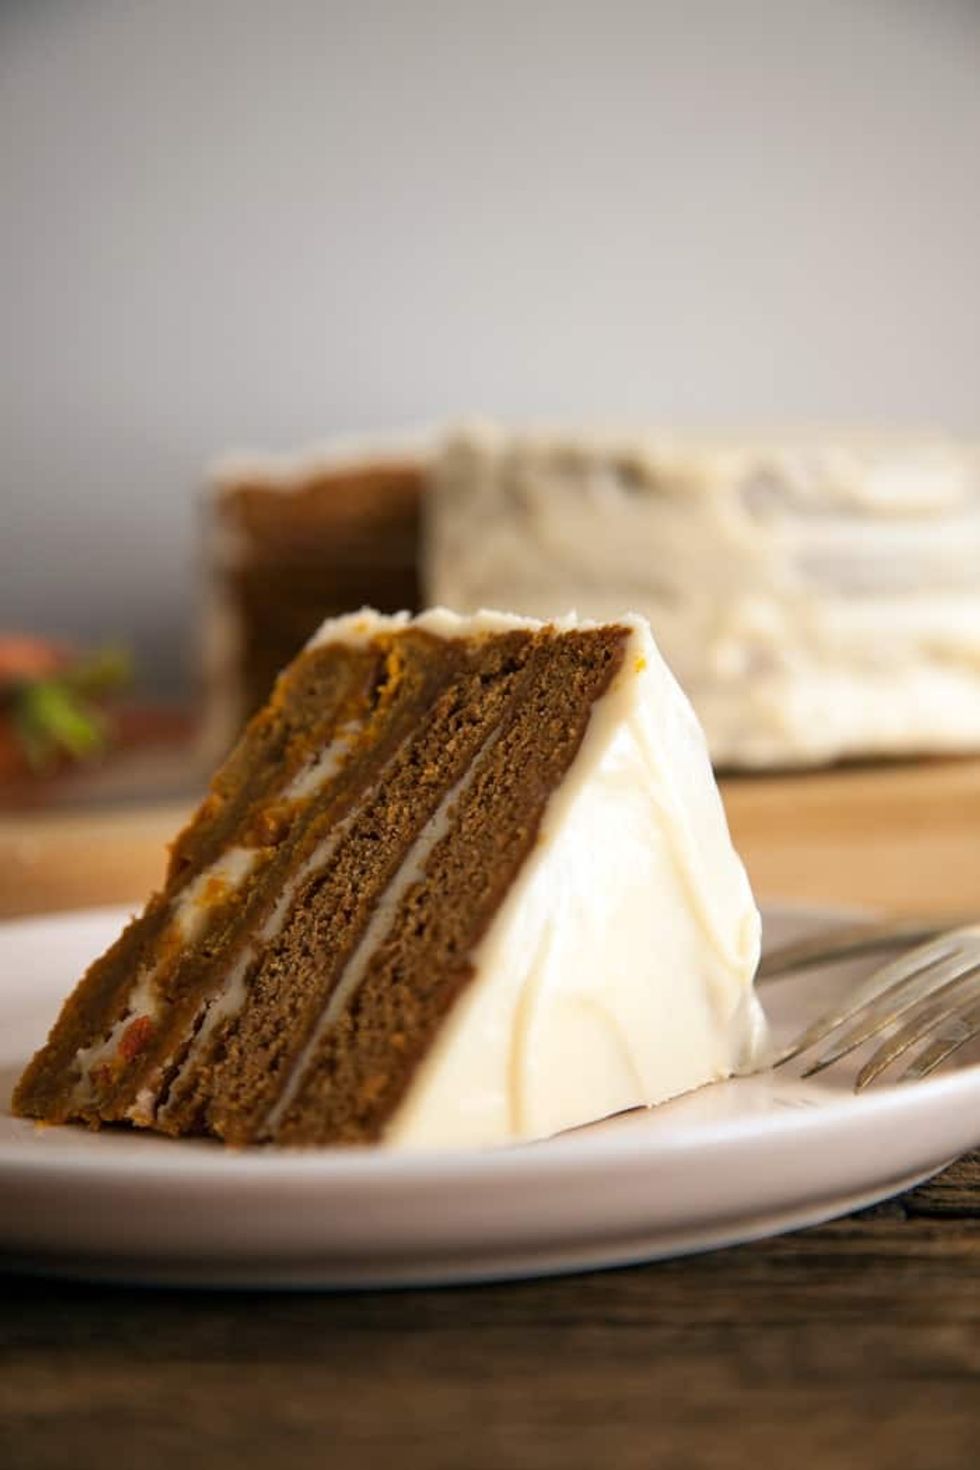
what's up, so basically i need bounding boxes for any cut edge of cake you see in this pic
[201,431,433,758]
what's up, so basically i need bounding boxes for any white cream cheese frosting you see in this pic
[300,608,767,1149]
[426,426,980,768]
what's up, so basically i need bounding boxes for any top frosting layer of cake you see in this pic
[426,425,980,768]
[210,429,435,494]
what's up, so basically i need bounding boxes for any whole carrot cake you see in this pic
[16,609,764,1148]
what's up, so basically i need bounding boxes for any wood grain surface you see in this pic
[1,1160,976,1470]
[722,755,980,917]
[1,757,978,1467]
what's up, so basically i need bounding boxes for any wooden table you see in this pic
[2,760,978,1468]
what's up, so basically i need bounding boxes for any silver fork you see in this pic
[772,925,980,1089]
[758,914,974,981]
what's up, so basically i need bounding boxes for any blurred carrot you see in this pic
[0,635,69,681]
[0,636,132,777]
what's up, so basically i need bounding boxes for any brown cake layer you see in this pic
[14,629,458,1126]
[13,639,388,1122]
[273,629,627,1144]
[15,620,628,1146]
[211,459,425,735]
[160,629,540,1139]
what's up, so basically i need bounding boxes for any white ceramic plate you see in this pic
[2,903,979,1289]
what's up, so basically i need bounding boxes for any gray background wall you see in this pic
[2,0,979,694]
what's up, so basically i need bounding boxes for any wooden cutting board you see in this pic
[1,757,979,921]
[721,756,980,917]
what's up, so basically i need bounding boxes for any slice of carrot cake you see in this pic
[14,609,765,1149]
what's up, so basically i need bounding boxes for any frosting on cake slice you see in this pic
[15,608,764,1150]
[382,610,764,1146]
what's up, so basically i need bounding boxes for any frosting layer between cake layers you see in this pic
[427,427,980,767]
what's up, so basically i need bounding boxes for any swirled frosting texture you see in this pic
[426,427,980,767]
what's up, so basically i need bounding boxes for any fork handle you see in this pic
[758,915,973,982]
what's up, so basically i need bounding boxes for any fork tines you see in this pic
[772,927,980,1090]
